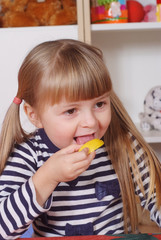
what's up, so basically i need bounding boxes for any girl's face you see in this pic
[36,93,111,149]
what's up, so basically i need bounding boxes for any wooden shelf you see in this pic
[91,22,161,32]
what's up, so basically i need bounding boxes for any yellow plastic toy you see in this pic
[79,139,104,154]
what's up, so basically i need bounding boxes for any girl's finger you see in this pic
[59,144,82,154]
[74,151,95,171]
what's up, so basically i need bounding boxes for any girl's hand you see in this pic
[48,144,95,184]
[32,144,95,206]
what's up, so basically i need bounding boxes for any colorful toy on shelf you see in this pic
[127,0,144,22]
[156,0,161,22]
[91,0,128,23]
[143,4,157,22]
[0,0,77,28]
[139,86,161,132]
[127,0,157,22]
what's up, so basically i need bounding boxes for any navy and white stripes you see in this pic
[0,128,160,239]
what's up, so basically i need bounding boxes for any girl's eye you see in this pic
[65,108,76,115]
[95,101,105,108]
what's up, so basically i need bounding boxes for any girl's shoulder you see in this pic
[13,129,46,151]
[127,132,148,166]
[12,128,58,160]
[128,132,144,152]
[11,129,49,158]
[8,129,52,170]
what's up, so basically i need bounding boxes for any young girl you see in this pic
[0,39,161,239]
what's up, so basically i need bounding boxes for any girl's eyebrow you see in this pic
[58,102,79,109]
[59,93,110,109]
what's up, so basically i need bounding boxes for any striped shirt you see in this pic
[0,128,160,239]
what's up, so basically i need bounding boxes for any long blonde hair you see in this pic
[0,39,161,232]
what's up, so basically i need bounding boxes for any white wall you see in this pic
[92,29,161,124]
[91,29,161,161]
[0,25,78,132]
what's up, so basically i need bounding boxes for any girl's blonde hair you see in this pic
[0,39,161,233]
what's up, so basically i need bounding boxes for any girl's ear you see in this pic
[23,103,43,128]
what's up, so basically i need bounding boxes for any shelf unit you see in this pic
[82,1,161,40]
[136,124,161,143]
[91,22,161,31]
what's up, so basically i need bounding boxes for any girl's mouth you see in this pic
[74,134,95,145]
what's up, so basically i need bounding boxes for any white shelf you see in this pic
[136,124,161,143]
[0,24,78,35]
[91,22,161,32]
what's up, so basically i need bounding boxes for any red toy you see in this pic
[127,0,144,22]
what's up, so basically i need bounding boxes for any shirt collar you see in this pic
[37,128,60,153]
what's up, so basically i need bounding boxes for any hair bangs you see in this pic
[34,40,112,110]
[39,48,112,107]
[62,62,112,102]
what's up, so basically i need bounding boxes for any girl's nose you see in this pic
[80,111,97,128]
